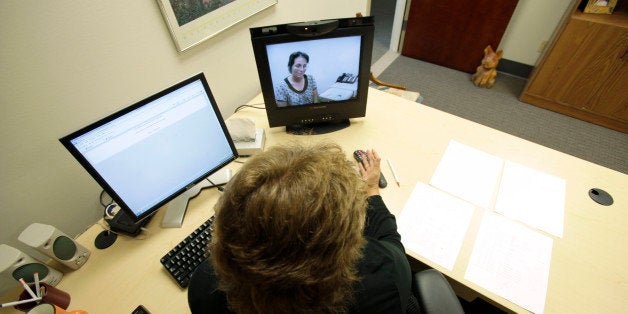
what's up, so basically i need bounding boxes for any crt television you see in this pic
[60,73,237,225]
[250,16,374,134]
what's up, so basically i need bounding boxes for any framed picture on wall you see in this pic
[157,0,277,52]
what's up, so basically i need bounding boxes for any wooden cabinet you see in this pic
[520,1,627,133]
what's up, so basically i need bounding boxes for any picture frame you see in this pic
[582,0,617,14]
[157,0,277,52]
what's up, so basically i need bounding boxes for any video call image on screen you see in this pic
[266,35,362,107]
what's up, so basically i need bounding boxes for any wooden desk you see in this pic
[2,88,626,313]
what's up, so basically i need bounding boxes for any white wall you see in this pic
[499,0,573,65]
[0,1,367,257]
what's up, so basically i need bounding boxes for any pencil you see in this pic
[34,272,41,298]
[18,278,37,299]
[0,296,42,308]
[387,159,401,187]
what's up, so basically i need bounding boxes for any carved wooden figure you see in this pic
[471,45,503,88]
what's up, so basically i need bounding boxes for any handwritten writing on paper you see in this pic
[430,140,504,209]
[495,161,566,237]
[465,213,553,313]
[398,182,475,270]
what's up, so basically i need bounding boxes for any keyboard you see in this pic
[160,216,214,287]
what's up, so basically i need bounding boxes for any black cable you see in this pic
[234,103,265,113]
[206,178,224,192]
[99,190,113,208]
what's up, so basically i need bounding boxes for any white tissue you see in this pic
[226,118,256,142]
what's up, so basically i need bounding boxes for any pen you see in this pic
[34,272,41,298]
[19,278,37,299]
[387,159,400,187]
[0,296,42,308]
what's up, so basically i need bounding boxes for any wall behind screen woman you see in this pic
[267,36,362,97]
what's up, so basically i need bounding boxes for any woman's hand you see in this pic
[357,149,381,196]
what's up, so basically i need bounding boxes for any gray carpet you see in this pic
[376,55,628,174]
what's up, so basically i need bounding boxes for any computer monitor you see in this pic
[250,16,374,134]
[60,73,238,227]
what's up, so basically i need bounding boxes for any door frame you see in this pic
[390,0,407,52]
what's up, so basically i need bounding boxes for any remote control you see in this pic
[353,150,387,188]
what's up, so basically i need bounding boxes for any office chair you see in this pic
[410,269,465,314]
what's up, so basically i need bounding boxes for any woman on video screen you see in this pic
[275,51,319,107]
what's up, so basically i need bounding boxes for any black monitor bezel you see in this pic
[59,73,238,222]
[250,16,374,130]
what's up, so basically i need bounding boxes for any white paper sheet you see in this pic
[494,161,566,237]
[430,140,504,209]
[465,213,553,314]
[398,182,475,270]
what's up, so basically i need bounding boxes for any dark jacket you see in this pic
[187,195,411,313]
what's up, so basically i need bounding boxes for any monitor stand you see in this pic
[286,119,350,135]
[161,168,232,228]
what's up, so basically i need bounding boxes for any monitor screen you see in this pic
[251,16,374,134]
[60,73,237,222]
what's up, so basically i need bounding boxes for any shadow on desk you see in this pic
[459,298,507,314]
[407,256,507,314]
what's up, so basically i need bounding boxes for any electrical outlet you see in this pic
[537,40,548,53]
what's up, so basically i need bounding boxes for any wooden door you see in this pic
[401,0,518,73]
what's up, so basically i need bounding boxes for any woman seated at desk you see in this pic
[187,142,414,313]
[275,51,319,107]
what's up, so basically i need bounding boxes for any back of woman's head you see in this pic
[211,142,368,313]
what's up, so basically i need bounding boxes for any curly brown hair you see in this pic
[210,142,368,313]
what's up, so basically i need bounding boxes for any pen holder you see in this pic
[15,283,70,312]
